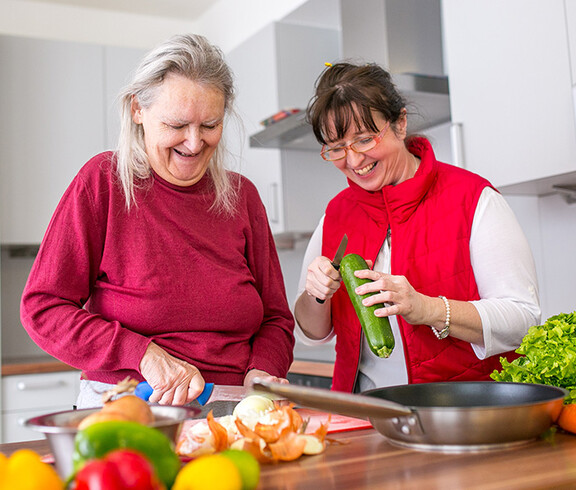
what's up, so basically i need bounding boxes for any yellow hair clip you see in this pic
[324,62,332,67]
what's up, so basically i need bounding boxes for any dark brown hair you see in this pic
[306,62,407,145]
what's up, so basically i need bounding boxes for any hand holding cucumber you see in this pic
[343,255,437,331]
[340,254,395,358]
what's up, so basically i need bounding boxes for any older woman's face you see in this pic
[132,73,225,187]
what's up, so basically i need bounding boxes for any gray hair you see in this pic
[116,33,238,214]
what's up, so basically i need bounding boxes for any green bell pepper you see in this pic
[73,420,181,489]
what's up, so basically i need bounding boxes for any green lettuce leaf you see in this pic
[491,311,576,403]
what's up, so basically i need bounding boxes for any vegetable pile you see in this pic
[491,311,576,403]
[176,396,329,463]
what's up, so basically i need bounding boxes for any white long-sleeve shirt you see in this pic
[296,187,541,390]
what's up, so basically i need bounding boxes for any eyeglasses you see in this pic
[320,124,389,161]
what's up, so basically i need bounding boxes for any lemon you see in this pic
[221,449,260,490]
[173,454,242,490]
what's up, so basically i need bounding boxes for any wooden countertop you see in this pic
[2,358,334,378]
[6,428,576,488]
[1,358,78,376]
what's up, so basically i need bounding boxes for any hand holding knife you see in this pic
[316,233,348,304]
[135,381,245,406]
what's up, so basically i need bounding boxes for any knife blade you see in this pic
[135,381,246,406]
[316,233,348,304]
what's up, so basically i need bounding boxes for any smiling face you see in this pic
[131,73,225,187]
[324,110,415,192]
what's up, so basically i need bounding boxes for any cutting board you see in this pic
[295,408,372,434]
[178,407,372,437]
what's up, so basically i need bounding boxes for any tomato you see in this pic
[74,449,164,490]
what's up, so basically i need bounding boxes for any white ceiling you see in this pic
[26,0,340,27]
[26,0,216,20]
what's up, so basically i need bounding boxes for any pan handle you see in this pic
[252,378,413,420]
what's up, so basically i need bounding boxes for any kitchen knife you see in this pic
[316,233,348,304]
[135,381,246,406]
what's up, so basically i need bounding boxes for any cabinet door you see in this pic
[227,23,342,235]
[0,35,106,244]
[2,371,80,412]
[1,371,80,443]
[225,24,285,233]
[567,0,576,85]
[442,0,576,188]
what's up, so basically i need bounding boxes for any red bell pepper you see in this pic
[74,449,165,490]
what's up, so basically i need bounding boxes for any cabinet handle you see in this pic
[16,380,66,391]
[268,182,280,224]
[450,122,465,168]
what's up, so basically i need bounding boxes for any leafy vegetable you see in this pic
[491,311,576,403]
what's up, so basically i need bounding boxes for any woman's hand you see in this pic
[353,268,484,345]
[353,269,435,326]
[244,369,289,388]
[139,342,205,405]
[304,255,343,303]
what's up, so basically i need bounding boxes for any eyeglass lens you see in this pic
[322,136,377,161]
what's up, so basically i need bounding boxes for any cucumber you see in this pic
[340,253,395,358]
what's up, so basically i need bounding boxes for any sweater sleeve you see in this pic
[20,161,150,374]
[243,183,295,378]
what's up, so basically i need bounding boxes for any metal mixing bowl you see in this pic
[25,405,199,479]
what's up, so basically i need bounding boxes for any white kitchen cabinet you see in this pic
[0,35,105,244]
[0,35,146,245]
[226,22,346,235]
[567,0,576,86]
[1,370,80,443]
[441,0,576,192]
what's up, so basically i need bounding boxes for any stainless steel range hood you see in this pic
[249,73,449,151]
[249,0,449,151]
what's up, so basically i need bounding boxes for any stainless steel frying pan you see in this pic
[252,379,567,453]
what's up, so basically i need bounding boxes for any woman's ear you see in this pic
[131,96,143,124]
[399,108,408,136]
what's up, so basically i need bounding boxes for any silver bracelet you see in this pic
[430,295,450,340]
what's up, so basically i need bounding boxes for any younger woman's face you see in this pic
[132,73,225,187]
[323,111,410,191]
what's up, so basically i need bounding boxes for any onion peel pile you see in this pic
[176,402,331,463]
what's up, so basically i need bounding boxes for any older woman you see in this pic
[294,62,540,393]
[21,34,295,407]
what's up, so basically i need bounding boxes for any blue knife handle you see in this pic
[135,381,154,401]
[195,383,214,405]
[135,381,214,406]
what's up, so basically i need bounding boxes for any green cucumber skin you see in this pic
[340,253,395,358]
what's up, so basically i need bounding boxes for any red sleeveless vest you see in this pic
[323,137,519,392]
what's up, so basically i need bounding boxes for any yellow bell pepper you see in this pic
[0,449,63,490]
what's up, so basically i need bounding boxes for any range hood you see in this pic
[249,73,450,151]
[249,0,449,151]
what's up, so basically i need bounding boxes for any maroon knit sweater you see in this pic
[20,152,295,385]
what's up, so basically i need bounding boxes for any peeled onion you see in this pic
[233,395,275,424]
